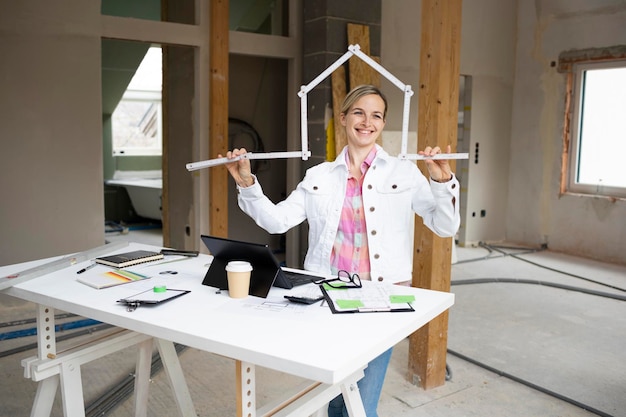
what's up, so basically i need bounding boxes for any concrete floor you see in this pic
[1,229,624,416]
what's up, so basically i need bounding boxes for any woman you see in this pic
[222,85,460,416]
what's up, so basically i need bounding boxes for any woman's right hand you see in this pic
[219,148,255,188]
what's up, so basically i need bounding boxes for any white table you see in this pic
[2,243,454,417]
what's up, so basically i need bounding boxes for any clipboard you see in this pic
[319,284,415,314]
[117,288,190,312]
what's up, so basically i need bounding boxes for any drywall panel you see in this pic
[0,1,104,264]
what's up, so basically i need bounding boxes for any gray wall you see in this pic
[507,1,626,263]
[0,1,105,264]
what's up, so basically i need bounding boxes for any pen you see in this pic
[76,263,96,274]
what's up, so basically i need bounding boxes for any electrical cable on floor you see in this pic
[446,348,615,417]
[446,243,622,417]
[451,278,626,301]
[445,275,622,417]
[454,242,540,264]
[478,242,626,292]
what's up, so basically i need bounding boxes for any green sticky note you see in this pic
[390,295,415,304]
[336,299,364,309]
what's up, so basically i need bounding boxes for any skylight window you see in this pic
[112,46,162,156]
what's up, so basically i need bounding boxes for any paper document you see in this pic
[320,282,415,314]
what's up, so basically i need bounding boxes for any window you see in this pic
[567,60,626,198]
[111,46,162,156]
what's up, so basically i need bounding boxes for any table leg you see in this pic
[340,380,366,417]
[134,338,153,417]
[29,305,58,417]
[155,339,196,416]
[59,359,86,417]
[36,305,56,368]
[26,304,192,417]
[236,360,256,417]
[25,322,156,417]
[30,375,59,417]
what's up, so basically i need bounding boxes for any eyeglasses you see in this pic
[314,270,362,289]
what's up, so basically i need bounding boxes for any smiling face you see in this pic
[340,93,387,151]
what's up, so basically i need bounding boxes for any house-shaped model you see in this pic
[187,44,467,172]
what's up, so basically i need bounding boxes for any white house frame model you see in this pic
[186,44,468,172]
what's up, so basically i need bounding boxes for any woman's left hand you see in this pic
[419,145,453,182]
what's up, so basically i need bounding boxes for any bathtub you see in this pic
[106,171,162,221]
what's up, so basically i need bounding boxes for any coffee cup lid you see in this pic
[225,260,253,272]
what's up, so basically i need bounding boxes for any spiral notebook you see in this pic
[95,250,164,268]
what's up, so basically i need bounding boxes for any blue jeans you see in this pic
[327,348,393,417]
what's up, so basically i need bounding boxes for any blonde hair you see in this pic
[340,85,388,120]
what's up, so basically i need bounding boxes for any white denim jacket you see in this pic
[237,145,460,283]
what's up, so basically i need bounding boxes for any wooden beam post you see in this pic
[408,0,462,390]
[347,23,380,89]
[209,0,229,237]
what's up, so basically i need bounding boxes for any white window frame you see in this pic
[568,60,626,198]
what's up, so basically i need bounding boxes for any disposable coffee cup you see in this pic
[225,261,253,299]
